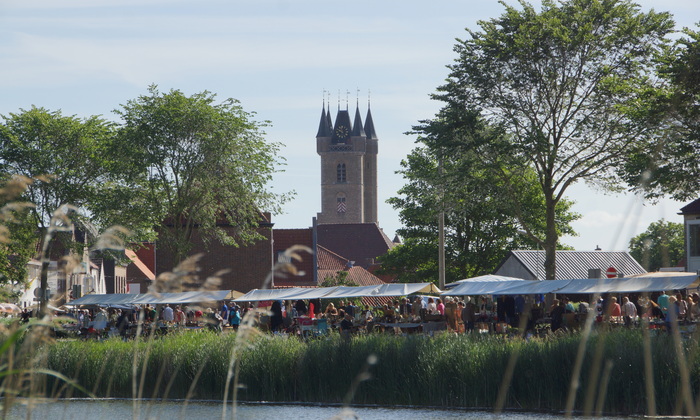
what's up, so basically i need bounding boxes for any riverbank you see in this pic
[31,329,700,416]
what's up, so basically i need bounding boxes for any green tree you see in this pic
[381,108,578,283]
[621,26,700,201]
[435,0,673,279]
[0,177,38,294]
[0,107,115,231]
[628,219,684,271]
[112,85,291,264]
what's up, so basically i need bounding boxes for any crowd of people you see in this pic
[49,302,253,339]
[28,289,700,340]
[547,291,700,333]
[251,295,517,336]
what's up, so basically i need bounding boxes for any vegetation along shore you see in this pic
[20,328,697,416]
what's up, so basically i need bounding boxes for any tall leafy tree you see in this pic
[628,219,683,271]
[435,0,673,279]
[0,108,115,306]
[621,26,700,201]
[112,86,291,264]
[381,107,578,283]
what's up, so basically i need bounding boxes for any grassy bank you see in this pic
[34,329,700,415]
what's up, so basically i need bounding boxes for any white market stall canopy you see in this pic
[443,280,531,296]
[442,272,699,296]
[65,290,232,307]
[444,275,526,289]
[555,272,700,294]
[234,283,442,302]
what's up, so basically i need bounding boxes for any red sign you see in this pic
[606,266,617,278]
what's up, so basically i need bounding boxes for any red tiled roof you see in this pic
[367,263,396,283]
[316,245,348,271]
[318,266,384,287]
[317,223,395,269]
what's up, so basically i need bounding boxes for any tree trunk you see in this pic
[544,195,558,280]
[38,230,52,319]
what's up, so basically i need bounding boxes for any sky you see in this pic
[1,0,698,253]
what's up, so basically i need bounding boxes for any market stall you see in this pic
[65,290,234,307]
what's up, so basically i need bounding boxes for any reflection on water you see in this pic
[7,399,630,420]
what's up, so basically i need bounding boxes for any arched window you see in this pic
[336,163,346,183]
[336,193,346,213]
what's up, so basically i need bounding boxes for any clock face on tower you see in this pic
[335,125,349,141]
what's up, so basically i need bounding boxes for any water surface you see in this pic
[7,399,632,420]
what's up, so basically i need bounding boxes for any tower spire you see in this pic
[365,93,377,140]
[316,91,332,137]
[352,96,365,137]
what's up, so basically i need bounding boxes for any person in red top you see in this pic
[174,305,185,326]
[610,297,622,318]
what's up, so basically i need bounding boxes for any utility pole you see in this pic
[438,155,445,290]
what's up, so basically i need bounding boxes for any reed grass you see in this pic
[34,328,700,415]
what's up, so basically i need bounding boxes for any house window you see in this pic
[336,163,346,183]
[337,195,346,213]
[689,223,700,257]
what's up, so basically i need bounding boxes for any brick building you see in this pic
[154,213,274,293]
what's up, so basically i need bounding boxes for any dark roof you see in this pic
[495,250,646,280]
[326,109,333,135]
[679,198,700,215]
[364,106,377,140]
[316,105,331,137]
[317,223,395,269]
[351,106,365,137]
[331,109,352,144]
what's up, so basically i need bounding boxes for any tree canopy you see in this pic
[628,219,684,271]
[0,87,291,293]
[434,0,674,279]
[381,107,578,284]
[0,107,115,230]
[621,26,700,202]
[111,86,291,263]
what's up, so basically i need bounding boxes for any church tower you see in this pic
[316,99,378,225]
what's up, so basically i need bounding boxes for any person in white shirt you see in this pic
[621,296,637,326]
[162,304,174,322]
